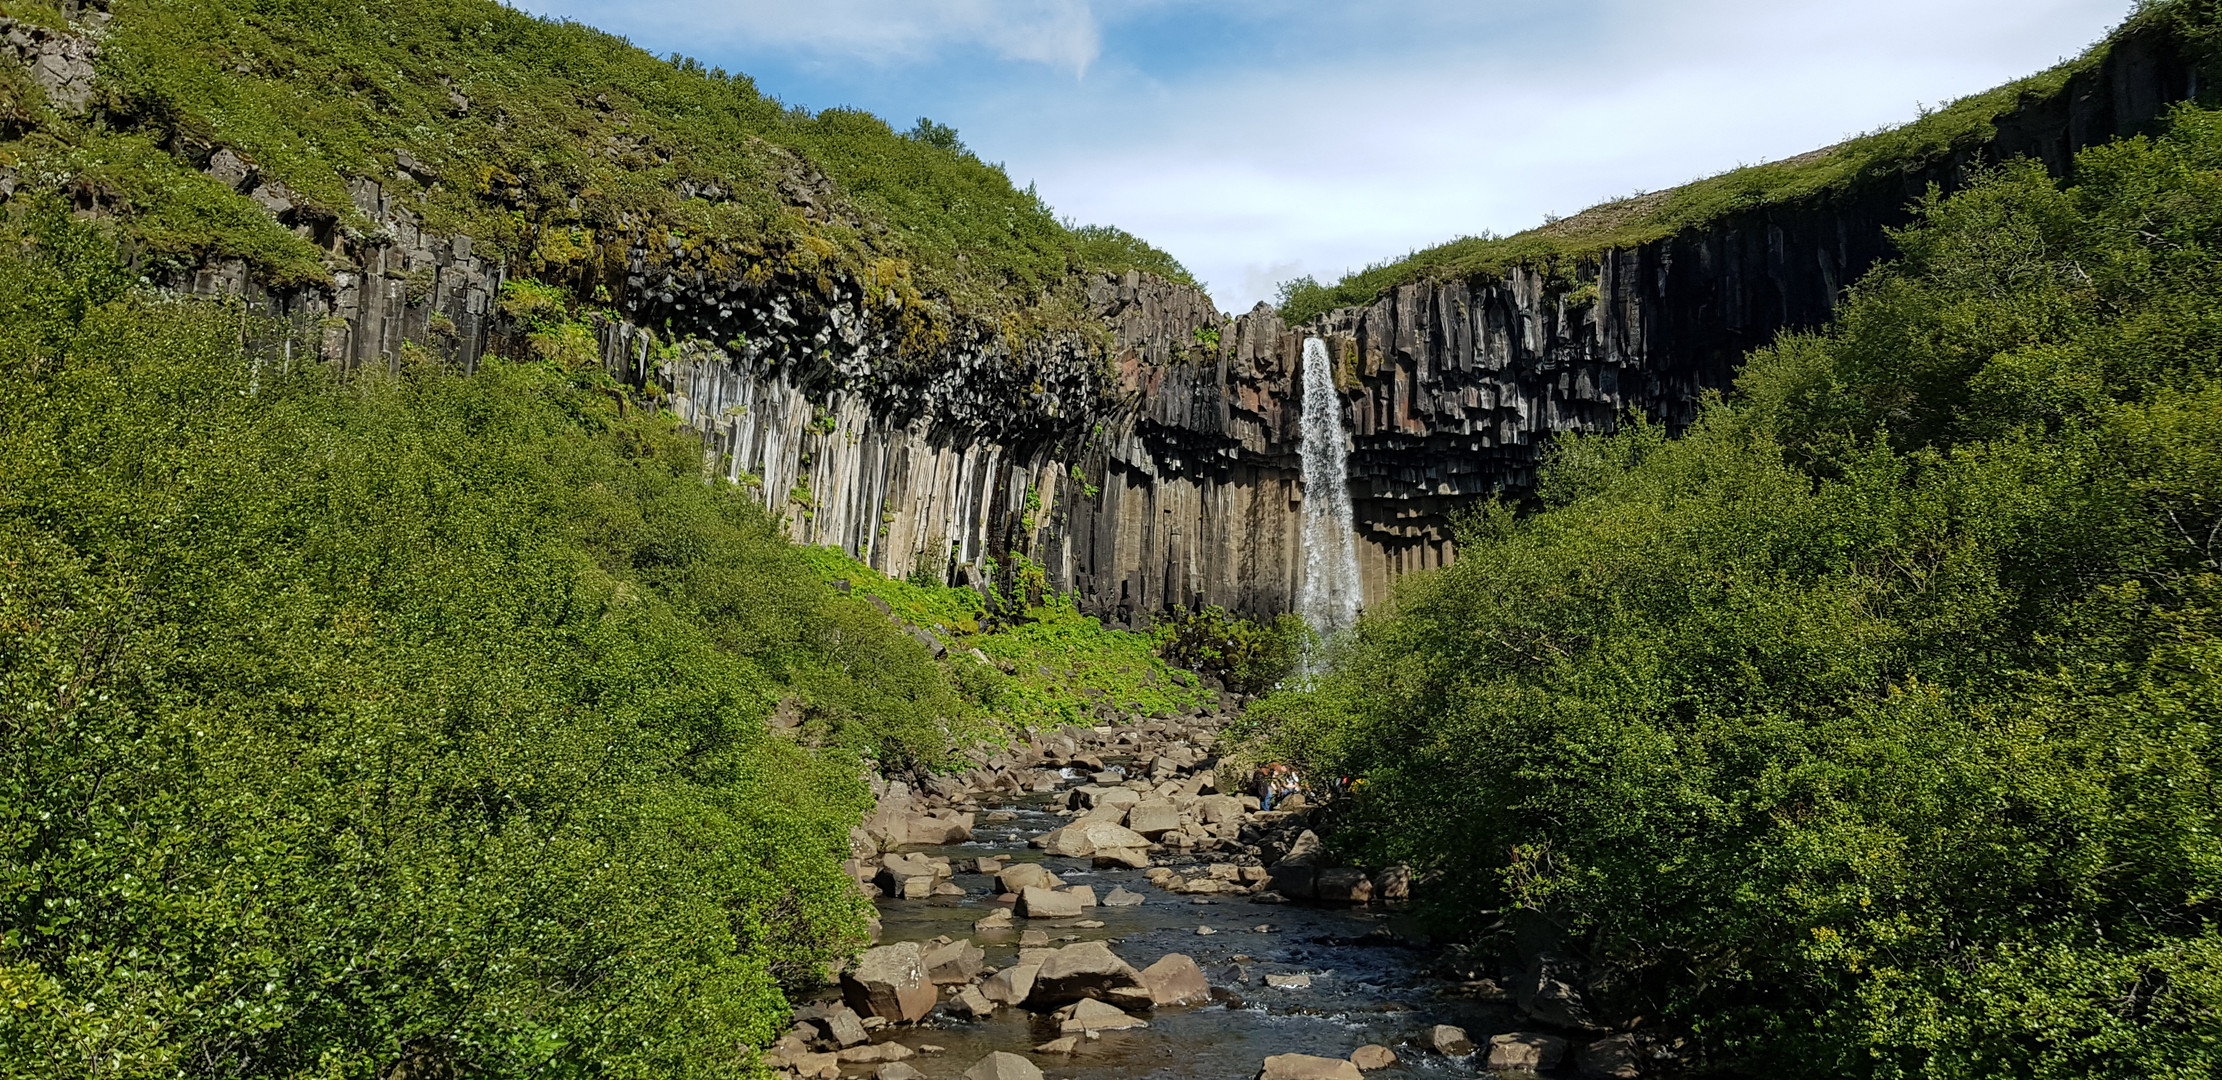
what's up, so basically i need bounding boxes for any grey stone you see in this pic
[1487,1033,1567,1073]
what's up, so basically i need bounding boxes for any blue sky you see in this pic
[514,0,2136,311]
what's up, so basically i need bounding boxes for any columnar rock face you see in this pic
[23,13,2200,623]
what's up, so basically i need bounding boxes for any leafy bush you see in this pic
[1157,605,1309,696]
[1254,105,2222,1079]
[0,209,968,1077]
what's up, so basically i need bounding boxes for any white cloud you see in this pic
[974,0,2134,308]
[526,0,1103,74]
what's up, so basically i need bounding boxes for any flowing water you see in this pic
[1297,338,1362,643]
[811,770,1531,1080]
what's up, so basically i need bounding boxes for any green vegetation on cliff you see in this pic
[0,0,1191,313]
[0,207,990,1077]
[1275,0,2222,324]
[1259,104,2222,1077]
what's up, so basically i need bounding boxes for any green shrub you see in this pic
[0,208,968,1077]
[1157,605,1309,696]
[1254,104,2222,1079]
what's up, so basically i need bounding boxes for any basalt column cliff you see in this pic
[8,3,2209,625]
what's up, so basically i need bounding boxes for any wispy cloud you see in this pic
[528,0,1104,74]
[517,0,2137,308]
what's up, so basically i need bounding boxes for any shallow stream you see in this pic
[810,784,1535,1080]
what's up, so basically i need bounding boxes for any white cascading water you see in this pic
[1296,337,1362,641]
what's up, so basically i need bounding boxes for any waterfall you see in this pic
[1296,337,1362,640]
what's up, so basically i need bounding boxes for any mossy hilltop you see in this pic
[0,0,1194,346]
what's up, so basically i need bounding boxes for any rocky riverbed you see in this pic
[758,713,1659,1080]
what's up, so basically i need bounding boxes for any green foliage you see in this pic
[1156,605,1309,696]
[795,548,1215,730]
[0,210,976,1076]
[1274,0,2222,324]
[1,0,1194,314]
[1255,105,2222,1078]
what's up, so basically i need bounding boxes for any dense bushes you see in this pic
[1157,605,1308,696]
[1255,107,2222,1077]
[0,210,964,1077]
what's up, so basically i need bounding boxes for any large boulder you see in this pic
[905,810,974,846]
[1074,786,1141,810]
[961,1052,1043,1080]
[1034,820,1151,858]
[1139,954,1210,1005]
[1194,794,1244,824]
[794,1002,869,1047]
[1576,1035,1642,1079]
[1059,998,1146,1032]
[923,939,985,984]
[1431,1025,1475,1056]
[1027,940,1145,1006]
[980,963,1038,1005]
[1487,1033,1567,1073]
[1518,953,1594,1029]
[1277,830,1326,866]
[841,943,936,1022]
[1017,886,1083,918]
[1315,867,1374,904]
[1265,864,1315,900]
[996,862,1055,893]
[1126,801,1182,837]
[1350,1046,1397,1071]
[1257,1054,1363,1080]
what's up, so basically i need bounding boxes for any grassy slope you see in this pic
[0,0,1192,313]
[795,547,1217,733]
[1276,0,2222,324]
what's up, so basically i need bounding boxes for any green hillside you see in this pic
[0,0,1190,314]
[1275,0,2222,323]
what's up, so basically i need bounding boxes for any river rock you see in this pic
[1315,868,1373,904]
[1264,973,1311,989]
[949,985,997,1018]
[1576,1035,1642,1079]
[1035,820,1151,858]
[980,963,1038,1005]
[1431,1025,1475,1056]
[1257,1053,1363,1080]
[1139,953,1210,1005]
[1102,886,1145,907]
[1374,864,1412,900]
[1278,830,1325,865]
[1027,940,1145,1006]
[1033,1036,1078,1054]
[877,1065,925,1080]
[1264,864,1315,899]
[841,943,936,1022]
[923,939,985,984]
[1059,998,1146,1033]
[974,908,1014,932]
[996,863,1056,893]
[795,1002,870,1047]
[1018,886,1082,918]
[1126,801,1181,837]
[1350,1045,1397,1071]
[1487,1033,1567,1072]
[961,1051,1043,1080]
[1093,847,1152,869]
[1519,953,1594,1028]
[1194,794,1244,824]
[1075,785,1141,810]
[786,1051,840,1079]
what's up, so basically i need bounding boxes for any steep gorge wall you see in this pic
[8,11,2210,625]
